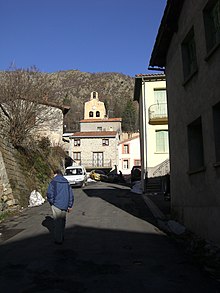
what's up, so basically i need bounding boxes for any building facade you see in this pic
[118,134,141,175]
[67,91,122,171]
[133,74,169,192]
[149,0,220,244]
[35,102,70,145]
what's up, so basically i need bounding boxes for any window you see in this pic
[181,28,198,81]
[156,130,169,153]
[96,111,100,117]
[204,0,220,53]
[213,102,220,162]
[123,144,129,154]
[73,152,81,160]
[154,89,167,104]
[97,127,102,131]
[153,89,167,117]
[74,139,80,146]
[93,152,103,167]
[89,111,93,117]
[65,167,83,175]
[187,117,204,171]
[123,159,129,169]
[102,139,109,146]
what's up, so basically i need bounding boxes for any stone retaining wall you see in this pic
[0,140,30,213]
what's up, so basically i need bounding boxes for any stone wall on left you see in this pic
[0,140,31,212]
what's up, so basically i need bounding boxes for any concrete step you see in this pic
[146,177,162,193]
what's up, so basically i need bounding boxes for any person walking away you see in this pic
[46,169,74,244]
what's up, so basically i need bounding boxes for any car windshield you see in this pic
[65,168,83,175]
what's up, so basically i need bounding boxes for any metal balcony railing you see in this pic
[152,159,170,177]
[148,103,168,125]
[73,159,113,168]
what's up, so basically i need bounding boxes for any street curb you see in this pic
[142,194,188,236]
[142,194,173,234]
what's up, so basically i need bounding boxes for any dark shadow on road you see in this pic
[83,185,158,226]
[0,223,220,293]
[42,216,54,234]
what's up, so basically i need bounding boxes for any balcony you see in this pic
[73,159,113,172]
[148,103,168,125]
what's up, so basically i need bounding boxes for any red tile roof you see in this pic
[80,118,122,123]
[119,134,140,144]
[135,73,165,77]
[70,131,117,138]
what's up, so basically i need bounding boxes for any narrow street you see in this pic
[0,181,219,293]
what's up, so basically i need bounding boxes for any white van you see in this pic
[64,165,87,188]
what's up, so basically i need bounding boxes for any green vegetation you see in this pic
[122,99,138,132]
[15,138,66,207]
[0,210,16,223]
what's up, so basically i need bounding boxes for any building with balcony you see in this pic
[133,74,169,192]
[66,91,121,172]
[148,103,168,125]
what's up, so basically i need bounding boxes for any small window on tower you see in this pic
[102,139,109,146]
[89,111,93,117]
[96,111,100,117]
[74,139,81,146]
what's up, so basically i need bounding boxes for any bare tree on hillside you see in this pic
[0,66,63,148]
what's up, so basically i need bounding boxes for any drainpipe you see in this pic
[141,77,148,193]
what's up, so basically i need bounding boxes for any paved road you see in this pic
[0,181,219,293]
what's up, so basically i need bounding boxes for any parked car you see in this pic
[64,165,87,187]
[106,171,125,183]
[90,170,108,182]
[106,172,120,183]
[131,165,141,183]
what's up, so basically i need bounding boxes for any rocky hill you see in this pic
[49,70,138,132]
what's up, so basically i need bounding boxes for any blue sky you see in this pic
[0,0,166,77]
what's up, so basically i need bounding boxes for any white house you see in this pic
[133,74,169,192]
[118,134,141,175]
[35,101,70,145]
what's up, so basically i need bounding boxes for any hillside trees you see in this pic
[0,66,62,148]
[0,67,138,142]
[56,70,136,132]
[122,99,139,132]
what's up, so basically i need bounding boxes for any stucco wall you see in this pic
[80,121,121,133]
[35,107,64,145]
[84,92,106,119]
[165,0,220,244]
[144,80,168,168]
[118,136,141,175]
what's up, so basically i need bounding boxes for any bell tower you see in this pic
[84,91,106,119]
